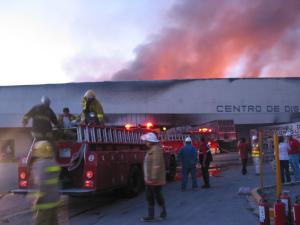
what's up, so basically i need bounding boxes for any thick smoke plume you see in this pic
[113,0,300,80]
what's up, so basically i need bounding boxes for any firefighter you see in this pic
[251,135,260,175]
[177,136,198,191]
[140,132,167,222]
[22,96,58,140]
[30,140,61,225]
[81,90,104,125]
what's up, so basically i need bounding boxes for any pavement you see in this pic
[71,162,277,225]
[0,153,283,225]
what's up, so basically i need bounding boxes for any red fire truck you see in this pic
[14,125,177,196]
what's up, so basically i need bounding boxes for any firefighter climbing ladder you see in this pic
[76,126,144,144]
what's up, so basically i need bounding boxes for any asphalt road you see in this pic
[70,163,276,225]
[0,154,278,225]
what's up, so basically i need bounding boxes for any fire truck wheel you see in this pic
[126,165,144,197]
[167,156,177,181]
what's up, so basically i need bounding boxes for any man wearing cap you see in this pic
[140,132,167,222]
[286,131,300,181]
[178,136,198,191]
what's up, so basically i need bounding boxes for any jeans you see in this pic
[241,159,248,175]
[181,166,198,190]
[201,162,210,186]
[280,160,291,183]
[289,154,300,181]
[145,185,165,208]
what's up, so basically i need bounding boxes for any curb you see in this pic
[251,187,275,218]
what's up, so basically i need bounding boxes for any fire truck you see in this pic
[14,125,177,196]
[159,120,237,154]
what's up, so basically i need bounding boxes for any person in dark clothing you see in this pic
[199,137,211,188]
[177,137,198,191]
[22,96,58,140]
[238,138,250,175]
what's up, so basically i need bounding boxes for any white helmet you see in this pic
[140,132,159,143]
[285,131,292,137]
[84,90,96,99]
[185,137,192,143]
[252,135,258,141]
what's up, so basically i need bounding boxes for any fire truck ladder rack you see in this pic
[76,126,144,144]
[158,133,189,141]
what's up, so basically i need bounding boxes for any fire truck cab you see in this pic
[15,125,177,196]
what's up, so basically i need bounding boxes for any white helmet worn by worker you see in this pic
[32,141,53,158]
[252,135,258,141]
[185,136,192,143]
[41,96,51,106]
[84,90,96,99]
[285,131,292,137]
[140,132,159,143]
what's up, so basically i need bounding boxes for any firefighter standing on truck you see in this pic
[30,141,61,225]
[81,90,104,125]
[251,135,260,175]
[140,132,167,222]
[22,96,58,140]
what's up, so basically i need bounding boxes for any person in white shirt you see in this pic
[278,136,291,183]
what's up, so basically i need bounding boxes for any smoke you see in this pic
[113,0,300,80]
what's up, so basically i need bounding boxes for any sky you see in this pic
[1,0,300,85]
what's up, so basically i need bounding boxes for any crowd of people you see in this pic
[237,132,300,184]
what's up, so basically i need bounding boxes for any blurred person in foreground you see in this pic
[140,132,167,222]
[177,136,198,191]
[30,141,61,225]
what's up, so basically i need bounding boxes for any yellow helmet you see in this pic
[84,90,96,99]
[32,141,54,158]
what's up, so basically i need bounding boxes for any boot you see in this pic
[141,207,155,222]
[158,205,167,220]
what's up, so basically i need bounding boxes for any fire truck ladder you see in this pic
[76,126,144,144]
[158,133,189,141]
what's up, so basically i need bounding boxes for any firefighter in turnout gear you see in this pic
[251,135,260,175]
[22,96,58,140]
[30,141,61,225]
[81,90,104,125]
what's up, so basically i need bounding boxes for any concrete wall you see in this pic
[0,128,32,158]
[1,78,300,127]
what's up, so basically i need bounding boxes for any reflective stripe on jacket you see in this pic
[81,97,104,122]
[31,159,61,210]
